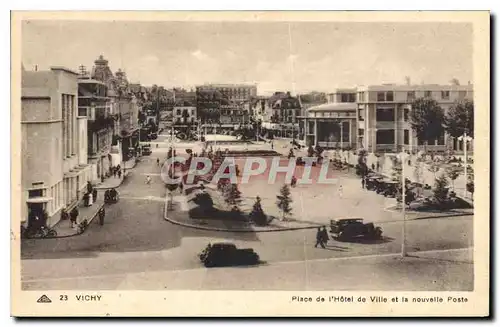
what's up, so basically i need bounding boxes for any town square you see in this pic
[17,17,477,293]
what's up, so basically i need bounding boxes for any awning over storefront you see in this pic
[26,196,53,204]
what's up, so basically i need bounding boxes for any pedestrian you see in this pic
[314,227,325,248]
[371,163,375,171]
[361,177,365,189]
[321,226,329,246]
[145,175,151,184]
[338,184,343,198]
[117,169,122,179]
[92,188,98,202]
[98,207,105,226]
[88,191,94,206]
[179,182,184,194]
[113,167,117,178]
[157,158,160,166]
[376,162,380,171]
[70,207,79,229]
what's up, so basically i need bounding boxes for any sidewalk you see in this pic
[94,157,137,190]
[51,200,105,238]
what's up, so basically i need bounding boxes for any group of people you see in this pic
[111,164,123,179]
[84,182,98,207]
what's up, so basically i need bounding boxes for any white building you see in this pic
[21,67,91,227]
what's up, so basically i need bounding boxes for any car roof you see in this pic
[334,218,364,222]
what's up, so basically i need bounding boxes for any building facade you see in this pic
[197,83,257,102]
[21,67,91,227]
[77,75,120,182]
[173,106,197,125]
[299,89,357,148]
[356,84,474,153]
[90,56,139,161]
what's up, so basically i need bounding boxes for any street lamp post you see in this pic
[458,131,472,198]
[400,148,407,257]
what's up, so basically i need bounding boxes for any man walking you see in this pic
[314,227,326,248]
[321,226,329,246]
[145,175,151,185]
[157,158,160,166]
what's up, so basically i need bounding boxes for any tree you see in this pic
[250,196,268,226]
[445,100,474,138]
[433,174,449,205]
[223,183,243,212]
[276,184,293,221]
[409,98,445,151]
[445,166,461,191]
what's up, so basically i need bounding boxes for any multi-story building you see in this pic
[267,92,301,124]
[21,66,91,227]
[77,71,120,183]
[197,83,257,102]
[173,106,197,125]
[356,84,474,153]
[91,56,139,161]
[299,89,357,148]
[300,84,474,152]
[220,103,249,125]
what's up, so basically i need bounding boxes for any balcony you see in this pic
[88,115,116,132]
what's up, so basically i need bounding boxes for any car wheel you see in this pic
[204,260,215,268]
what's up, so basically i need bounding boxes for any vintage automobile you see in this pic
[382,181,400,198]
[198,242,260,267]
[329,218,383,241]
[141,144,152,156]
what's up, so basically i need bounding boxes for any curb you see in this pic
[163,199,320,233]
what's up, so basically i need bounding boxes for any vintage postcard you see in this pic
[11,11,490,317]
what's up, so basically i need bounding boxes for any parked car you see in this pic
[142,145,152,156]
[198,242,260,267]
[329,218,383,241]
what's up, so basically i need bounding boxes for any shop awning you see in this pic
[26,196,53,204]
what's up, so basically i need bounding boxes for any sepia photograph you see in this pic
[10,11,490,317]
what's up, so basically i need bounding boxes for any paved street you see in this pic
[21,136,474,291]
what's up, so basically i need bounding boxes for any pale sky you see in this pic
[21,20,472,95]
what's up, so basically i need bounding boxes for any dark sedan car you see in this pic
[198,242,260,267]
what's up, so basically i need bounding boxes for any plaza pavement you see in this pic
[20,135,474,291]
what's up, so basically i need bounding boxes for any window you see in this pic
[441,91,450,100]
[386,91,394,102]
[358,109,365,121]
[358,92,365,102]
[377,92,385,102]
[376,129,395,145]
[404,130,409,145]
[403,108,409,121]
[424,91,432,98]
[358,129,364,136]
[29,189,43,198]
[176,109,181,116]
[376,108,395,122]
[407,91,415,102]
